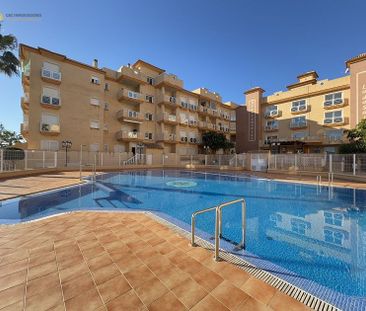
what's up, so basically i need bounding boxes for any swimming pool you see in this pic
[1,170,365,310]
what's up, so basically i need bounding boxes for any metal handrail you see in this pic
[191,206,217,246]
[191,197,247,261]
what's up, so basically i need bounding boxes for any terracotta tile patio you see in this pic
[0,212,311,310]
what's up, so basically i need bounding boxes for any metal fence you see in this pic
[1,149,366,178]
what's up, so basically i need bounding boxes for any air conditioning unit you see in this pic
[180,137,185,142]
[41,123,50,131]
[324,101,333,107]
[190,137,194,142]
[334,99,343,105]
[193,138,197,143]
[334,117,343,123]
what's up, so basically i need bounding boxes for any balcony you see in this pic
[264,125,279,132]
[40,123,60,135]
[188,119,198,127]
[208,109,220,117]
[265,110,282,118]
[157,113,178,125]
[188,136,201,144]
[118,66,146,84]
[115,130,143,142]
[198,106,208,115]
[21,123,29,134]
[207,123,218,131]
[116,110,143,123]
[323,98,348,110]
[41,95,61,109]
[117,89,144,104]
[156,94,177,107]
[21,93,30,111]
[155,73,183,88]
[290,121,307,129]
[41,68,61,85]
[198,121,208,129]
[156,133,178,143]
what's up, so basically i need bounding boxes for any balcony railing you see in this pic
[116,110,143,122]
[290,121,307,129]
[265,110,282,118]
[291,105,309,114]
[155,73,183,88]
[41,68,61,83]
[264,125,279,132]
[157,113,178,124]
[118,66,145,83]
[323,117,345,126]
[264,135,348,145]
[40,123,60,135]
[115,130,143,141]
[156,133,177,142]
[117,89,143,103]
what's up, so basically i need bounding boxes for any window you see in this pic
[324,228,345,246]
[292,132,306,140]
[325,130,343,141]
[90,98,100,106]
[91,76,100,85]
[104,83,109,91]
[90,120,100,129]
[104,103,109,111]
[146,95,154,103]
[291,219,310,236]
[324,212,343,226]
[144,132,153,140]
[42,87,60,106]
[265,120,278,129]
[291,100,307,112]
[40,140,59,151]
[41,113,59,133]
[265,105,278,116]
[42,62,61,80]
[324,92,343,107]
[145,113,153,121]
[90,144,99,152]
[147,77,154,85]
[324,110,343,124]
[265,135,278,143]
[290,116,306,127]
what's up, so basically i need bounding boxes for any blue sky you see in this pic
[1,0,366,132]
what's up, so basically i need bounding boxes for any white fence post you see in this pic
[294,154,298,171]
[329,154,333,173]
[100,153,104,167]
[0,149,3,172]
[54,152,58,168]
[162,154,165,166]
[235,154,238,167]
[205,155,207,166]
[42,151,45,168]
[219,155,221,166]
[24,150,28,170]
[353,154,356,175]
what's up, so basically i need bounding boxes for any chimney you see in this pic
[92,59,98,68]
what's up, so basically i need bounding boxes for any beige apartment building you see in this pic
[236,52,366,153]
[19,44,237,155]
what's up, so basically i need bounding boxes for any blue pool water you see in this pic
[1,170,366,309]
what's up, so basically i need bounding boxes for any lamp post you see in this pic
[62,140,72,167]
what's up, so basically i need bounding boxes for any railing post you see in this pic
[294,154,298,171]
[205,155,207,166]
[241,199,246,249]
[0,149,3,172]
[100,153,104,167]
[218,154,221,167]
[353,154,356,175]
[54,151,58,168]
[42,151,45,168]
[214,207,221,261]
[235,154,238,167]
[162,154,165,166]
[24,150,28,170]
[329,154,333,174]
[191,215,196,246]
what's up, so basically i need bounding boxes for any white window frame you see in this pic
[42,62,61,81]
[290,115,307,127]
[145,95,154,103]
[41,87,61,107]
[147,77,154,85]
[90,98,100,106]
[324,92,343,107]
[324,110,343,124]
[291,100,307,112]
[144,132,153,140]
[91,76,100,85]
[90,120,100,129]
[145,113,153,121]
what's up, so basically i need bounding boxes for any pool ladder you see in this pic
[191,198,246,261]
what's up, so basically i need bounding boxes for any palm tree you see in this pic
[0,26,20,77]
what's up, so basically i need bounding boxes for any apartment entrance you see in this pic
[131,143,145,155]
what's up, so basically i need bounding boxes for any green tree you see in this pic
[339,120,366,153]
[0,124,23,148]
[0,28,20,77]
[202,131,234,154]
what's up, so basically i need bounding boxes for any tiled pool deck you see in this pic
[0,211,311,311]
